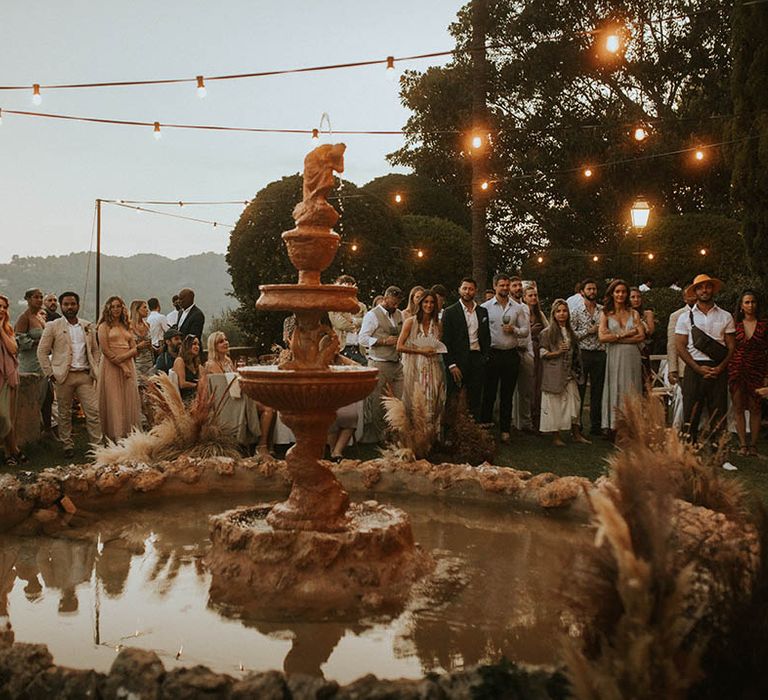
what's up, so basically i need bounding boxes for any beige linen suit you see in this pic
[37,318,102,449]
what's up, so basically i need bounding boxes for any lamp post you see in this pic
[630,197,651,284]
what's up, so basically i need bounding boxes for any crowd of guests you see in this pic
[2,269,768,465]
[343,271,768,456]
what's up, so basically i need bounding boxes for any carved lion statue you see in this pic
[291,143,346,228]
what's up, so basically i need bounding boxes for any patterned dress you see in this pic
[401,319,446,428]
[728,320,768,398]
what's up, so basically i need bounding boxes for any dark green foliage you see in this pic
[519,248,606,302]
[390,0,736,268]
[362,173,470,229]
[400,215,472,296]
[725,0,768,283]
[226,175,408,350]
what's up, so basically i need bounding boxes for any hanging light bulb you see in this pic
[480,181,489,191]
[153,122,162,140]
[351,243,358,252]
[694,148,705,161]
[592,255,599,262]
[605,33,621,53]
[471,134,483,149]
[700,248,707,256]
[32,84,42,105]
[583,167,593,178]
[416,249,424,259]
[311,128,319,141]
[213,222,218,228]
[634,126,648,142]
[394,193,403,204]
[386,56,396,82]
[647,252,654,261]
[196,75,207,98]
[537,255,544,264]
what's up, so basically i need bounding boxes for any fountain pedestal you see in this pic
[207,143,432,614]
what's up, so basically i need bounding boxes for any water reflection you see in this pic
[0,495,588,682]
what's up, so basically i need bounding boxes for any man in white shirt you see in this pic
[359,286,404,442]
[675,274,735,443]
[147,297,169,353]
[566,281,585,314]
[480,274,529,441]
[166,294,181,327]
[37,291,102,458]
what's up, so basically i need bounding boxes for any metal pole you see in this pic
[635,233,641,285]
[96,199,101,319]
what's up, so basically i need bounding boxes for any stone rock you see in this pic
[24,666,104,699]
[537,476,589,509]
[0,643,54,698]
[286,673,339,700]
[336,674,445,699]
[231,670,290,699]
[131,467,168,493]
[103,647,164,700]
[160,665,232,698]
[95,468,131,495]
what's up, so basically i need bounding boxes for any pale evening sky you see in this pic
[0,0,464,262]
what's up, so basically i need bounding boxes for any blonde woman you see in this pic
[204,331,236,374]
[97,296,141,441]
[205,330,276,456]
[129,300,154,378]
[402,285,425,321]
[0,294,25,465]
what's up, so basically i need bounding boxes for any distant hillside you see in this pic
[0,252,235,329]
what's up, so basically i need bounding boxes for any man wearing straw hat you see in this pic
[674,274,736,443]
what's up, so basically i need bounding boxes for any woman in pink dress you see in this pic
[97,296,141,442]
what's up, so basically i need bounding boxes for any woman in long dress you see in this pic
[0,294,24,465]
[97,296,142,442]
[129,300,155,379]
[728,290,768,456]
[396,291,446,431]
[539,299,590,446]
[599,279,645,435]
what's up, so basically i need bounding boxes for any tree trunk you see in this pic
[470,0,489,289]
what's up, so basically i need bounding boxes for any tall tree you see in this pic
[726,0,768,281]
[390,1,734,269]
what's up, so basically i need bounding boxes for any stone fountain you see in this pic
[207,144,432,614]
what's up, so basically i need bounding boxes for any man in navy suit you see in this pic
[176,288,205,343]
[442,277,491,421]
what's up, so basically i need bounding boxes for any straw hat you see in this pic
[685,274,723,299]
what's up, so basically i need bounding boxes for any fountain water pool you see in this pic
[0,493,589,683]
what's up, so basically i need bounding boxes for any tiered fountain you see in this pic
[207,144,432,614]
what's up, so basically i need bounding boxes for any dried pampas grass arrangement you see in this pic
[563,394,762,699]
[92,373,241,465]
[381,384,434,460]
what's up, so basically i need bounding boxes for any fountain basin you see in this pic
[281,226,339,285]
[207,501,433,617]
[238,365,378,413]
[255,284,362,313]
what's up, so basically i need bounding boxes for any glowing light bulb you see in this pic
[196,75,207,98]
[471,135,483,149]
[153,122,162,140]
[605,34,620,53]
[583,167,593,178]
[351,243,358,252]
[416,249,424,259]
[480,181,489,191]
[700,248,707,256]
[634,126,648,142]
[695,149,704,161]
[537,256,544,264]
[394,193,403,204]
[386,56,396,82]
[592,255,599,262]
[311,128,319,141]
[647,252,654,260]
[32,84,42,105]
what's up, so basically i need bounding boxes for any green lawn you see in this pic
[4,419,768,505]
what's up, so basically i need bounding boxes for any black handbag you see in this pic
[689,310,728,364]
